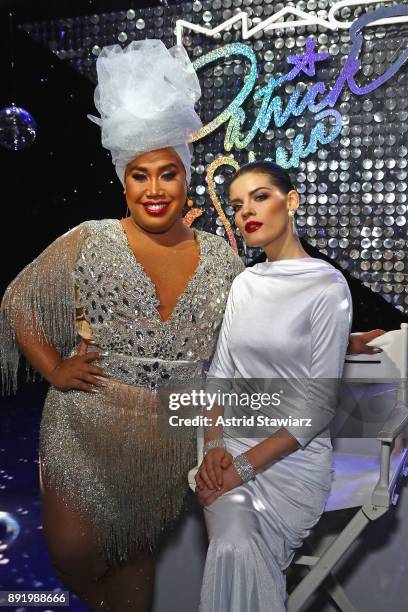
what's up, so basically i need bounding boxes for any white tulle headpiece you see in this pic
[87,39,202,186]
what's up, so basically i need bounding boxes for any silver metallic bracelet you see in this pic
[232,453,257,483]
[203,438,227,455]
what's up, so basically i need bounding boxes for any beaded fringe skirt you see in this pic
[39,377,196,566]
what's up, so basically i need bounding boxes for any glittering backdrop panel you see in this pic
[20,1,408,314]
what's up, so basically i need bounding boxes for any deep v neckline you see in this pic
[115,218,203,324]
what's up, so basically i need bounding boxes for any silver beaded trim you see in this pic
[203,438,227,455]
[232,453,257,483]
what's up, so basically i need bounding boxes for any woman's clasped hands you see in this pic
[194,446,243,507]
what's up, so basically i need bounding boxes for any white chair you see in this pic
[287,323,408,611]
[188,324,408,612]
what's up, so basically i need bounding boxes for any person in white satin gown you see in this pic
[194,160,353,612]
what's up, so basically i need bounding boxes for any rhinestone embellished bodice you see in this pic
[73,219,244,388]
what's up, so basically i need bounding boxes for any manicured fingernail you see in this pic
[100,351,109,357]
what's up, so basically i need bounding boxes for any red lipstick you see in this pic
[245,221,263,233]
[142,201,170,216]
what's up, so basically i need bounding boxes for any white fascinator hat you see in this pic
[87,39,202,186]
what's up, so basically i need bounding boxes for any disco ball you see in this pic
[0,511,20,551]
[0,103,37,151]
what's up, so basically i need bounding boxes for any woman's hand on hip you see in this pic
[48,342,108,392]
[195,447,233,491]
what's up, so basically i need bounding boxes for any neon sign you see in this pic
[180,4,408,249]
[192,5,408,169]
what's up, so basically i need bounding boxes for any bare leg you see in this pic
[39,457,110,610]
[102,551,155,612]
[40,457,156,611]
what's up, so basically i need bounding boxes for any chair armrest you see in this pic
[371,402,408,507]
[377,403,408,443]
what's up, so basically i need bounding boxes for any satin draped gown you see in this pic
[199,257,353,612]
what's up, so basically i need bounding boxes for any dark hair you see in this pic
[228,160,295,195]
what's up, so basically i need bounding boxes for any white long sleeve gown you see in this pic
[199,257,353,612]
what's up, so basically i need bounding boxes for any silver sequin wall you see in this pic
[21,1,408,314]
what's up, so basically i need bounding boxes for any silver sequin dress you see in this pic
[0,218,244,564]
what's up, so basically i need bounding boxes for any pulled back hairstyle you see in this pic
[228,160,295,195]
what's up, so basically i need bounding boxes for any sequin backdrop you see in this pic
[20,0,408,314]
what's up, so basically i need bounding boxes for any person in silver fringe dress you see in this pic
[195,161,353,612]
[0,41,244,611]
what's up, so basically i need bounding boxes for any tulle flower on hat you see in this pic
[87,39,202,185]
